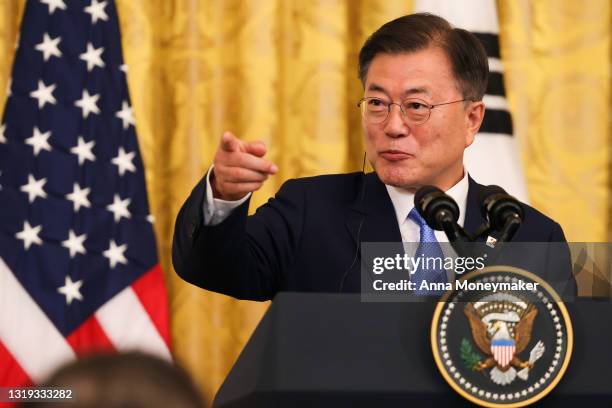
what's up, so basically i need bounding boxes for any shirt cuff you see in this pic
[203,165,251,226]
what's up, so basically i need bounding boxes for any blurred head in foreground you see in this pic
[26,352,205,408]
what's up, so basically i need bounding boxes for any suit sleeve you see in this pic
[545,222,577,299]
[172,177,306,301]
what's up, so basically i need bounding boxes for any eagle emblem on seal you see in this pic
[463,295,545,386]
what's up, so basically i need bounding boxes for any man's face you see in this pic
[362,47,484,192]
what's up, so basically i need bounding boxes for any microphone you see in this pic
[479,185,524,242]
[414,186,472,256]
[414,185,460,230]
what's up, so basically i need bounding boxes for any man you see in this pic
[172,13,576,301]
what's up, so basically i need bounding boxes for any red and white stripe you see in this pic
[0,257,171,386]
[492,344,516,368]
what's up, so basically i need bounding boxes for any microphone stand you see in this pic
[435,209,475,260]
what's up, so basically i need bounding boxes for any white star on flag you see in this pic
[29,80,57,109]
[79,42,105,72]
[115,101,135,129]
[15,221,43,250]
[106,194,131,222]
[40,0,67,14]
[70,136,96,165]
[35,33,62,61]
[57,276,84,305]
[103,239,128,269]
[66,183,91,212]
[119,64,128,73]
[20,174,48,203]
[84,0,109,24]
[61,230,87,258]
[111,147,136,176]
[146,214,155,224]
[25,127,52,156]
[74,90,100,118]
[0,124,6,144]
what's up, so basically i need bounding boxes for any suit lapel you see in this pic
[464,176,488,239]
[345,172,402,246]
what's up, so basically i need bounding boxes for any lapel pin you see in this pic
[486,236,497,248]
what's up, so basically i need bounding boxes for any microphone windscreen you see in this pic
[478,185,507,217]
[479,185,524,230]
[414,185,443,217]
[414,185,459,230]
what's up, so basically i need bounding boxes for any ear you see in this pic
[464,101,485,147]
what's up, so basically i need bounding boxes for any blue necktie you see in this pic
[408,208,448,296]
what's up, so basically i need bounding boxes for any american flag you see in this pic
[0,0,170,387]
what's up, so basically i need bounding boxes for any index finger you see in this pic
[230,151,278,175]
[220,131,242,153]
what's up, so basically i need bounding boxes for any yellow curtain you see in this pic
[497,0,610,243]
[0,0,608,404]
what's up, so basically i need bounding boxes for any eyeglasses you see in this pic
[357,97,468,125]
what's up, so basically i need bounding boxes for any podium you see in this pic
[213,293,612,407]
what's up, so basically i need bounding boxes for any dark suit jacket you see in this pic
[172,172,576,301]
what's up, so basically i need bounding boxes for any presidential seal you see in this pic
[431,266,573,407]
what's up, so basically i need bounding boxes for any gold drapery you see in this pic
[0,0,608,403]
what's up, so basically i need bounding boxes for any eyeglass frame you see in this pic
[357,96,471,125]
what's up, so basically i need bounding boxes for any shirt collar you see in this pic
[385,170,469,227]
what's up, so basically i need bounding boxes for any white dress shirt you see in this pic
[385,171,469,243]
